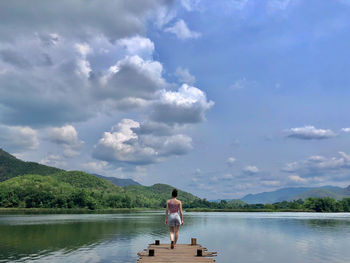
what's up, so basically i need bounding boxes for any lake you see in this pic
[0,212,350,263]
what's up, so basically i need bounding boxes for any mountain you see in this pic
[124,184,199,205]
[0,149,201,209]
[288,186,345,201]
[92,174,141,187]
[241,185,349,204]
[0,148,62,182]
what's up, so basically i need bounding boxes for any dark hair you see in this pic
[172,188,178,198]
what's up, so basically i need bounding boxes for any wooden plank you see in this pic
[137,240,216,263]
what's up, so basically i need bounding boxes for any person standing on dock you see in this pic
[165,188,183,249]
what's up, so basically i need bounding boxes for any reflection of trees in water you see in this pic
[0,213,191,261]
[305,218,350,229]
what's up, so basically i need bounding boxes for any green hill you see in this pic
[123,183,200,208]
[0,148,62,182]
[0,149,201,210]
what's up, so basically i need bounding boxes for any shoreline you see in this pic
[0,207,323,214]
[0,207,162,214]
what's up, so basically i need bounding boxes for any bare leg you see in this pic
[169,226,174,242]
[174,225,179,246]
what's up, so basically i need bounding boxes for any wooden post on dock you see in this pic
[137,238,217,262]
[191,238,197,245]
[148,249,154,256]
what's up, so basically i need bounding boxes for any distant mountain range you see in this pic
[2,148,350,206]
[92,174,141,187]
[241,185,350,204]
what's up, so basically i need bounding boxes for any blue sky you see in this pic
[1,0,350,199]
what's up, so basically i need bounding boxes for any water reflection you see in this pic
[0,212,349,263]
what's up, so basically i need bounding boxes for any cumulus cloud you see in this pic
[341,128,350,133]
[286,126,337,140]
[0,0,174,42]
[48,125,84,157]
[93,119,193,165]
[165,19,201,39]
[243,165,259,174]
[175,67,196,85]
[40,154,66,168]
[0,0,214,168]
[151,84,214,124]
[0,1,176,127]
[98,55,167,103]
[282,152,350,179]
[0,125,39,152]
[117,36,155,58]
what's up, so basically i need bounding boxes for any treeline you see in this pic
[186,197,350,212]
[0,173,197,210]
[2,173,350,212]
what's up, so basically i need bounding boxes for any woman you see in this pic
[165,188,183,249]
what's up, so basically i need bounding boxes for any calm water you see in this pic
[0,212,350,263]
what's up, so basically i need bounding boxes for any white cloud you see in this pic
[82,160,109,174]
[40,154,66,168]
[48,125,82,146]
[227,157,236,166]
[117,36,155,58]
[0,0,173,42]
[155,6,177,29]
[48,125,84,157]
[0,1,175,127]
[243,165,259,174]
[286,126,337,140]
[165,20,201,39]
[341,128,350,133]
[98,55,167,103]
[0,125,39,152]
[151,84,214,124]
[93,119,193,165]
[282,152,350,179]
[181,0,201,11]
[268,0,292,11]
[288,174,308,183]
[175,67,195,85]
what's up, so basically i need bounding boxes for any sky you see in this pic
[1,0,350,199]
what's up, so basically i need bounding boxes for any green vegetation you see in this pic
[1,149,350,213]
[0,148,62,182]
[262,197,350,212]
[0,172,204,210]
[124,184,199,208]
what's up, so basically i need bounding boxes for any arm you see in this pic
[179,201,183,225]
[165,201,169,225]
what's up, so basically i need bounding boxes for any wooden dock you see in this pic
[137,238,217,263]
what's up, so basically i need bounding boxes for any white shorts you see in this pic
[168,212,181,227]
